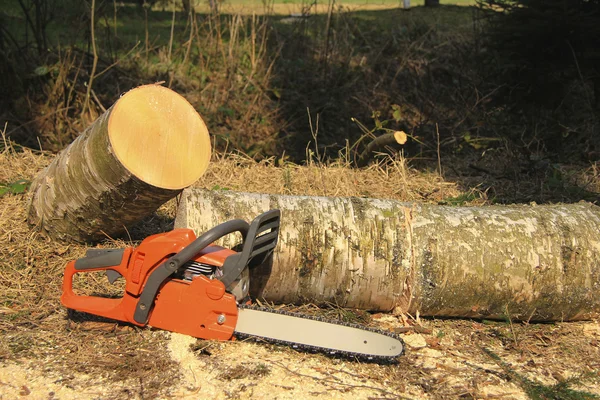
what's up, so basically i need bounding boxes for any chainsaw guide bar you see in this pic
[235,304,405,362]
[61,210,405,363]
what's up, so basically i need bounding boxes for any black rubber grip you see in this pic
[75,249,126,270]
[220,210,280,288]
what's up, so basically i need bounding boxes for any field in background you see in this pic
[188,0,476,15]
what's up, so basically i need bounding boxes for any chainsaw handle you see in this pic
[61,248,134,323]
[75,249,127,270]
[174,219,249,267]
[219,210,281,288]
[132,219,250,324]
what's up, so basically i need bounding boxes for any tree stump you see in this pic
[28,84,211,243]
[175,189,600,321]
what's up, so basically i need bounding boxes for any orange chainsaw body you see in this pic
[61,229,239,340]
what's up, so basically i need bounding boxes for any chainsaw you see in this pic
[61,210,404,362]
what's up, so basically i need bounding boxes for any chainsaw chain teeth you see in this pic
[234,304,405,363]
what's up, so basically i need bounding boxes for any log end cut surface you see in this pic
[108,85,211,189]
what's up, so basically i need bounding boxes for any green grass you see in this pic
[4,0,475,56]
[210,0,474,6]
[161,0,476,15]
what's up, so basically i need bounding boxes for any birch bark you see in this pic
[176,189,600,321]
[28,85,211,242]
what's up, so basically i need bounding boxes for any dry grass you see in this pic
[0,144,179,398]
[1,141,599,398]
[197,152,467,203]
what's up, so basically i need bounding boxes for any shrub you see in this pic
[477,0,600,109]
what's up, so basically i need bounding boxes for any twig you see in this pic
[144,2,149,62]
[191,8,205,71]
[322,0,335,72]
[82,0,99,119]
[183,6,195,65]
[394,325,433,335]
[95,41,140,79]
[7,107,72,136]
[504,304,518,347]
[168,1,176,62]
[90,89,106,113]
[16,0,44,54]
[525,308,537,325]
[356,132,406,167]
[1,122,10,154]
[349,118,376,162]
[113,0,118,37]
[436,123,442,177]
[566,40,594,111]
[307,108,321,162]
[65,55,83,120]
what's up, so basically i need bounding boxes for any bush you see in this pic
[477,0,600,158]
[478,0,600,108]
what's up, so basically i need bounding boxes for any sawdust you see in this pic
[402,333,428,349]
[0,361,136,399]
[0,362,80,399]
[166,333,220,398]
[156,317,600,400]
[166,337,409,399]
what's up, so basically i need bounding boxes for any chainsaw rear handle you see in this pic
[61,247,135,323]
[74,249,127,270]
[133,219,250,324]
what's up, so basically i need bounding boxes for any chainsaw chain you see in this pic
[234,304,405,363]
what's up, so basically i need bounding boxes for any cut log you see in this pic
[175,189,600,321]
[28,84,211,242]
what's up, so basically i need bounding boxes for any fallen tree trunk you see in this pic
[28,84,211,242]
[175,189,600,321]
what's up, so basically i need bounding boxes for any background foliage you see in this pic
[0,0,599,167]
[477,0,600,158]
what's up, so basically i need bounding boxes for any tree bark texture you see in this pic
[28,85,211,243]
[175,189,600,321]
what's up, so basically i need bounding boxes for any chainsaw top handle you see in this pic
[219,209,281,288]
[133,218,250,324]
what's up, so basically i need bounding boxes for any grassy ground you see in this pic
[3,0,595,165]
[1,3,599,397]
[0,139,599,399]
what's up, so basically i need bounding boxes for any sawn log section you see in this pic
[28,85,211,242]
[176,189,600,321]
